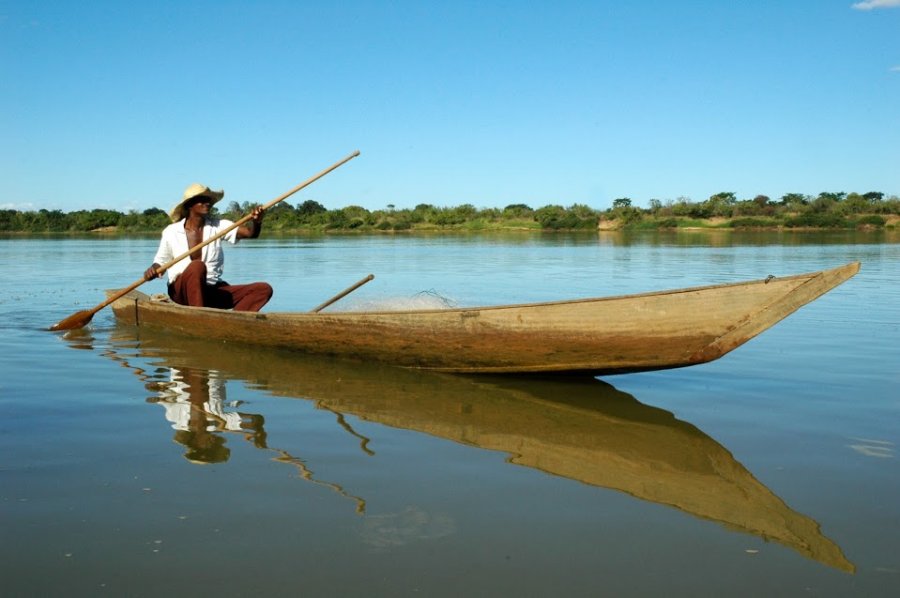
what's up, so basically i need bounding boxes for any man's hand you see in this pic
[144,264,161,281]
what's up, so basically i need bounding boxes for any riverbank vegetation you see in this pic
[2,191,897,233]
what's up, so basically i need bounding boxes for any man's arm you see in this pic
[145,227,173,280]
[237,206,265,239]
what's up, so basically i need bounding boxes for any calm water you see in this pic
[1,231,898,596]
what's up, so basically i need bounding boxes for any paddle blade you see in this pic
[49,309,95,331]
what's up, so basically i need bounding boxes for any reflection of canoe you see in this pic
[103,326,855,573]
[108,262,860,375]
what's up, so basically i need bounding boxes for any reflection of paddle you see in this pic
[188,397,369,514]
[49,151,361,331]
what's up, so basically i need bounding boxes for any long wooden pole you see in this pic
[310,274,375,313]
[49,150,361,331]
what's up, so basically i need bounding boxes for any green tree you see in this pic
[260,202,297,230]
[779,193,808,207]
[297,200,327,216]
[705,192,737,217]
[534,204,567,228]
[39,209,69,231]
[224,201,242,218]
[502,203,533,219]
[863,191,884,203]
[609,198,642,226]
[810,193,839,213]
[568,203,598,218]
[670,197,695,217]
[753,195,771,208]
[817,191,846,203]
[0,209,17,231]
[69,209,122,230]
[341,205,374,228]
[839,193,870,215]
[430,204,477,226]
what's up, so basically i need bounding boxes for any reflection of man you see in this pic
[144,364,367,512]
[150,366,266,464]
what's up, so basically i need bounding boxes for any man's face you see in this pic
[186,196,212,217]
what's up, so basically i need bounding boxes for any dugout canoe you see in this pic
[92,327,854,572]
[108,261,860,375]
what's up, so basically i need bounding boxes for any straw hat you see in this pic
[169,183,225,222]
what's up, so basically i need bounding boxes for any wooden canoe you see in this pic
[108,261,860,375]
[95,327,854,572]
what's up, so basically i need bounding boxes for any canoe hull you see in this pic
[109,262,860,375]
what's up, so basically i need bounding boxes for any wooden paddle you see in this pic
[49,150,361,331]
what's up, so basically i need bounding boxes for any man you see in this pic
[144,183,273,312]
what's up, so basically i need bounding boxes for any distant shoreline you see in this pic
[1,216,898,236]
[2,198,898,234]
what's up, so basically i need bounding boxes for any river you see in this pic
[1,231,898,596]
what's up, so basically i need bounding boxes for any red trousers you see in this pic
[168,261,273,312]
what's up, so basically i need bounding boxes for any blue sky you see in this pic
[2,0,898,213]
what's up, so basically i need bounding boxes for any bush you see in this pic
[855,214,886,227]
[729,217,777,228]
[614,206,643,226]
[654,217,680,228]
[297,200,327,216]
[503,203,533,219]
[534,205,597,229]
[783,213,850,228]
